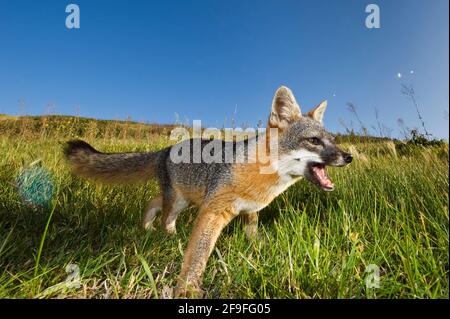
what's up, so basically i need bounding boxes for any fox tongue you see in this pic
[312,165,334,189]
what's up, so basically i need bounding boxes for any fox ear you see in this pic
[306,100,327,124]
[268,86,302,130]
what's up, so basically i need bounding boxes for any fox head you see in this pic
[268,86,352,191]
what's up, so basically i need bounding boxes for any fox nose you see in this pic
[343,153,353,164]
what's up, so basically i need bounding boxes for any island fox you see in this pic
[64,86,353,298]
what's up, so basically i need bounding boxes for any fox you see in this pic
[64,86,353,298]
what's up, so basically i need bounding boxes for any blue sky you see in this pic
[0,0,448,138]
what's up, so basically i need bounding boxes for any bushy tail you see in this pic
[64,140,161,184]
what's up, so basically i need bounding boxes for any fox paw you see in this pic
[143,205,161,231]
[174,284,204,299]
[143,220,156,231]
[164,225,177,236]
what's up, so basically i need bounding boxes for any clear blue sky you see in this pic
[0,0,448,138]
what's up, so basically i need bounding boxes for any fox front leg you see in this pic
[174,205,236,298]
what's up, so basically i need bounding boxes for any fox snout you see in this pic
[343,152,353,164]
[321,144,353,167]
[337,150,353,166]
[321,147,353,167]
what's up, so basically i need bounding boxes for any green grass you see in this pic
[0,117,448,298]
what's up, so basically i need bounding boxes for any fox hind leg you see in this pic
[143,195,162,230]
[161,191,189,235]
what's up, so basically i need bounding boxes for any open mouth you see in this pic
[309,163,334,191]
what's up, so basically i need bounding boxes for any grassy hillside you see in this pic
[0,115,448,298]
[0,114,176,140]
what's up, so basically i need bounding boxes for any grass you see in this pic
[0,116,448,298]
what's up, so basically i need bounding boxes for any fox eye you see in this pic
[308,137,322,145]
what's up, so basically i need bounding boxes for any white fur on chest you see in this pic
[267,149,318,198]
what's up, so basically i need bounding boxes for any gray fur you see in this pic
[166,138,254,197]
